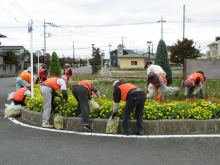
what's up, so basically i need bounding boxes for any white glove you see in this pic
[192,92,196,95]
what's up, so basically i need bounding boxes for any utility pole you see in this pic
[183,4,185,39]
[73,41,75,59]
[43,19,60,62]
[122,36,126,55]
[109,43,112,68]
[158,16,166,40]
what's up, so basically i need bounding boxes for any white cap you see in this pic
[113,80,120,87]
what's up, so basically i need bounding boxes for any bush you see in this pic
[50,51,61,77]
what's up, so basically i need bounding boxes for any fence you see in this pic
[0,64,21,78]
[184,59,220,80]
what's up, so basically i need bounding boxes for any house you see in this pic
[206,37,220,59]
[0,34,7,65]
[0,45,29,69]
[110,44,155,69]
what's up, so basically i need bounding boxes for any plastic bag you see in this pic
[164,86,180,96]
[89,98,100,111]
[106,116,119,134]
[7,92,15,100]
[54,113,63,129]
[4,102,21,118]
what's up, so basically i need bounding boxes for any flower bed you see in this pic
[25,83,220,120]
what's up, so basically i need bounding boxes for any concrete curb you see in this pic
[19,107,220,135]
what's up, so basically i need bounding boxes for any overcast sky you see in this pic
[0,0,220,59]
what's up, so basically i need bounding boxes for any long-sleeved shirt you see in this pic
[146,76,166,95]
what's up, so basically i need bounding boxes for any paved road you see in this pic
[1,74,220,165]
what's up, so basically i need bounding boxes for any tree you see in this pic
[44,53,51,68]
[50,51,61,77]
[89,48,101,74]
[154,39,173,85]
[169,38,200,67]
[65,57,72,66]
[4,50,16,64]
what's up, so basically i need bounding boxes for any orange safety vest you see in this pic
[12,87,29,101]
[117,83,138,102]
[187,72,204,87]
[64,68,72,78]
[39,67,44,73]
[151,73,167,87]
[40,69,48,79]
[77,81,92,94]
[18,73,35,88]
[42,77,61,91]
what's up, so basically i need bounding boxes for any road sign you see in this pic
[101,53,105,56]
[36,50,42,57]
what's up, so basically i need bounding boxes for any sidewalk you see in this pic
[99,66,112,76]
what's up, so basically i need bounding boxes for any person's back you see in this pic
[147,64,166,76]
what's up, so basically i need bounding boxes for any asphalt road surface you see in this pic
[1,69,220,165]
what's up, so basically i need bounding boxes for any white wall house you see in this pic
[206,37,220,59]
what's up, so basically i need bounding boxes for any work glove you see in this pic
[111,112,117,118]
[58,94,63,101]
[156,94,162,100]
[62,90,68,101]
[192,92,196,96]
[145,88,148,93]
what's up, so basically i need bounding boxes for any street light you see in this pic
[146,41,152,61]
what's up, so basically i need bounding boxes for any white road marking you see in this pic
[8,118,220,138]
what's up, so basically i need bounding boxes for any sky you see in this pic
[0,0,220,59]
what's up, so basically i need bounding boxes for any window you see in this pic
[131,61,137,65]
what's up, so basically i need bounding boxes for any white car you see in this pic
[36,63,43,70]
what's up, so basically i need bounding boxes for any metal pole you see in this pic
[183,5,185,39]
[109,43,111,68]
[30,19,34,98]
[44,19,46,63]
[161,16,163,40]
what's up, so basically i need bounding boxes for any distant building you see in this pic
[206,37,220,59]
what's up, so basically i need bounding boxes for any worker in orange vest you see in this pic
[72,80,101,132]
[184,71,206,99]
[12,85,31,106]
[16,73,35,91]
[111,80,146,135]
[40,77,68,128]
[145,72,167,102]
[36,64,48,84]
[64,63,72,86]
[21,67,31,74]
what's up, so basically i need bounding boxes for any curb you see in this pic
[20,107,220,135]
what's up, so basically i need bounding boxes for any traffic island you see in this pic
[19,106,220,135]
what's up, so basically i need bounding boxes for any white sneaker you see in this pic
[42,124,54,128]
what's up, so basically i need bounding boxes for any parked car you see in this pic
[36,63,43,70]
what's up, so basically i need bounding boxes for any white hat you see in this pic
[27,67,31,72]
[113,80,120,87]
[65,63,70,67]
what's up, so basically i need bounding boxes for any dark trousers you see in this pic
[123,94,146,133]
[72,85,89,125]
[13,100,26,106]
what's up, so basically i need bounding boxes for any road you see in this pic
[0,68,220,165]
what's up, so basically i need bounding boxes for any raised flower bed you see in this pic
[25,83,220,120]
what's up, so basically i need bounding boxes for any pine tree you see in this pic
[154,39,173,85]
[49,51,61,77]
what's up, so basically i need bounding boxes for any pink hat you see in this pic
[184,79,193,87]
